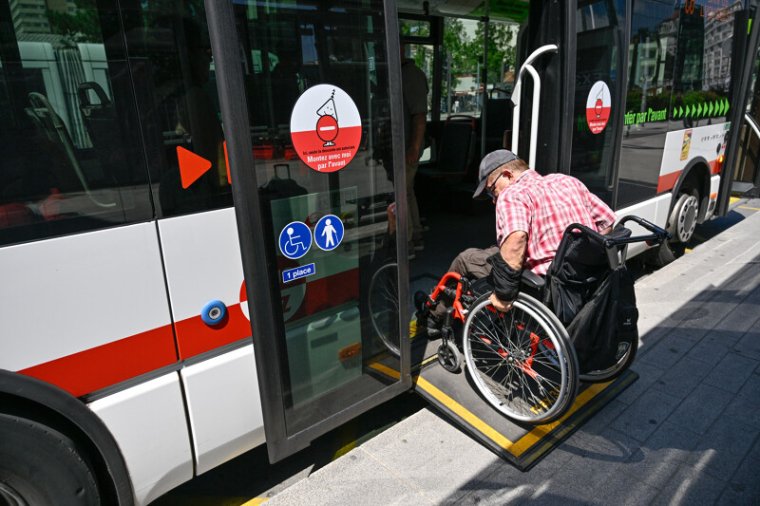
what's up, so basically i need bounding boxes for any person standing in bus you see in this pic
[426,149,615,334]
[401,43,428,253]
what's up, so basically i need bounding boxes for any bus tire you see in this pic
[668,189,699,243]
[0,413,100,506]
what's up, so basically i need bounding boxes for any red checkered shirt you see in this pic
[495,169,616,275]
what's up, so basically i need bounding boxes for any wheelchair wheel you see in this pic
[462,293,579,424]
[368,262,400,355]
[579,337,638,383]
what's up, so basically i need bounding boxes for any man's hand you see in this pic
[489,292,513,312]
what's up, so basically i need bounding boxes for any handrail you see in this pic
[511,44,558,169]
[744,113,760,140]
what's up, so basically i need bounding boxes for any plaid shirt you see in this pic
[495,169,616,275]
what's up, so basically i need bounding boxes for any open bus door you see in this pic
[204,1,414,462]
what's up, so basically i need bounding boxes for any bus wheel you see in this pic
[668,190,699,243]
[0,413,100,506]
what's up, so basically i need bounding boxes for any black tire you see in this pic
[579,335,638,383]
[462,293,579,424]
[437,341,462,373]
[368,262,400,355]
[0,413,100,506]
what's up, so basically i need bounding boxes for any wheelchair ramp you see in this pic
[370,341,637,471]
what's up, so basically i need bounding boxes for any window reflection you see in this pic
[0,0,151,246]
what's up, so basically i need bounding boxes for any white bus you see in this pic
[0,0,756,504]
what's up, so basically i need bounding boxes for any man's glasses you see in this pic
[485,170,508,199]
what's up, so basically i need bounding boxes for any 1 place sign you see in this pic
[586,81,611,135]
[290,84,362,172]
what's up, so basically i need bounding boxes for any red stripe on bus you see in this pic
[657,157,721,193]
[175,305,252,360]
[657,171,681,193]
[20,326,177,397]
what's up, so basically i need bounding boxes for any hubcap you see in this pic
[677,195,699,242]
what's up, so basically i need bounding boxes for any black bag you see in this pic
[566,265,638,372]
[544,224,638,373]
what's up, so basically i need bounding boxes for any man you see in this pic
[428,149,615,331]
[401,44,428,252]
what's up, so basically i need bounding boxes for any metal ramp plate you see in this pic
[370,338,637,471]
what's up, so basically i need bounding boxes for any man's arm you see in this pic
[406,112,426,166]
[489,231,527,311]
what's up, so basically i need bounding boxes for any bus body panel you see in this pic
[658,122,729,193]
[156,208,252,360]
[88,372,192,506]
[181,345,264,475]
[2,223,176,396]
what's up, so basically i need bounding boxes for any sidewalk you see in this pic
[266,211,760,506]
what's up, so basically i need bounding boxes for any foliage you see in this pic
[47,0,100,42]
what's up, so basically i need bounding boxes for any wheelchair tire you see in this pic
[462,293,579,424]
[368,262,400,355]
[579,337,638,383]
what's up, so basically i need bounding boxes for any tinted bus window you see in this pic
[617,0,744,208]
[0,1,152,246]
[119,3,232,218]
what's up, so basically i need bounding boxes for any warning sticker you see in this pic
[586,81,611,135]
[290,84,362,172]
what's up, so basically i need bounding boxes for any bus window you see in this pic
[119,4,232,218]
[618,0,743,209]
[568,0,627,206]
[0,0,152,246]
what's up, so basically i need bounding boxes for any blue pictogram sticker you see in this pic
[314,214,344,251]
[279,221,312,259]
[282,263,316,283]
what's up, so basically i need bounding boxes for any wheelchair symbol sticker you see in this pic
[279,221,312,259]
[314,214,344,251]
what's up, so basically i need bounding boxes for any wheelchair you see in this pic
[368,216,668,425]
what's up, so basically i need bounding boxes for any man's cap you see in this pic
[473,149,518,198]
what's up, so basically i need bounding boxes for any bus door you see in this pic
[204,1,412,462]
[564,0,629,207]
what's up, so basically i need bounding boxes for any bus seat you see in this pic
[484,96,512,153]
[419,115,477,179]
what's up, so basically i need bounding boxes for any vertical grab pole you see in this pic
[509,44,558,167]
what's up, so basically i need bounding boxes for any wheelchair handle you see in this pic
[608,216,670,248]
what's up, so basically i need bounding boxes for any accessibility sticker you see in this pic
[586,81,611,135]
[279,221,312,259]
[282,263,316,283]
[313,214,344,251]
[290,84,361,172]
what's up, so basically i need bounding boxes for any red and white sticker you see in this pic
[586,81,611,135]
[290,84,362,172]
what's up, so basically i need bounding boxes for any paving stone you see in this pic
[651,464,727,506]
[650,357,711,400]
[643,421,700,464]
[691,416,759,483]
[665,383,732,435]
[718,434,760,505]
[721,373,760,431]
[702,353,759,394]
[685,334,732,367]
[617,362,666,405]
[611,389,682,442]
[638,334,697,369]
[734,330,760,362]
[264,447,430,506]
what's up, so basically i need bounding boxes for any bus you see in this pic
[0,0,757,504]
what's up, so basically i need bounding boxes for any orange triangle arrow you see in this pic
[176,146,212,189]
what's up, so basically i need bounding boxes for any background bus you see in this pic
[0,1,758,505]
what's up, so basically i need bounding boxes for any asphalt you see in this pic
[263,204,760,506]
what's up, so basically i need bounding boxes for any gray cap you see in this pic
[473,149,518,198]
